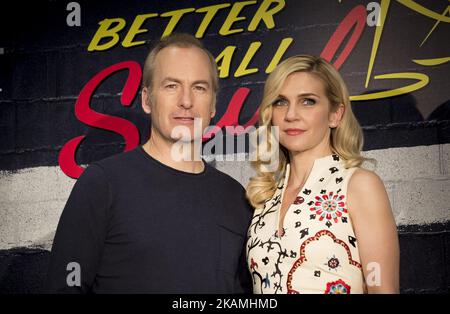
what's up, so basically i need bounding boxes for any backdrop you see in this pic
[0,0,449,293]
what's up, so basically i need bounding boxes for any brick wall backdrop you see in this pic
[0,0,449,293]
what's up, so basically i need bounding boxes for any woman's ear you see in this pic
[329,103,345,128]
[141,87,151,114]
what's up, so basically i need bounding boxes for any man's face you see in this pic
[142,46,216,143]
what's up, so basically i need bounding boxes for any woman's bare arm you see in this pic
[347,168,400,293]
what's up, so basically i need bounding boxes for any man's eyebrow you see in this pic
[192,80,210,86]
[161,77,182,84]
[161,78,210,87]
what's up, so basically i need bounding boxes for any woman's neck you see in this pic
[287,146,333,188]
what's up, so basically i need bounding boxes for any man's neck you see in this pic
[142,134,205,174]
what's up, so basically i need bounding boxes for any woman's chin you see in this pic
[279,141,309,153]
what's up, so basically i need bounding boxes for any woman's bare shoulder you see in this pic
[348,167,385,194]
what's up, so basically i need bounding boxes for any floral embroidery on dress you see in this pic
[293,196,304,204]
[325,279,351,294]
[325,255,341,271]
[286,230,361,294]
[310,191,347,226]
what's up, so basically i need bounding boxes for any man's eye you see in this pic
[272,98,288,106]
[165,84,177,90]
[194,85,207,92]
[302,98,316,106]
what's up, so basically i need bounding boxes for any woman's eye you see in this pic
[302,98,316,106]
[273,98,288,106]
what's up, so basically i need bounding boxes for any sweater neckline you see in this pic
[137,145,208,177]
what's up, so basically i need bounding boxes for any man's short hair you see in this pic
[142,33,219,97]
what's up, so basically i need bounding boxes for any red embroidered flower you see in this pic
[310,191,347,223]
[294,196,304,204]
[324,279,351,294]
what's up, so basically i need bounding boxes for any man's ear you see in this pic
[329,103,345,128]
[210,100,216,119]
[141,87,151,114]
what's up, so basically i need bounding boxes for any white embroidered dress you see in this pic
[246,154,365,294]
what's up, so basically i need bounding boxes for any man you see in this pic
[45,33,252,293]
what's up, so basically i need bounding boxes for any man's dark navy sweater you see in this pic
[45,146,252,293]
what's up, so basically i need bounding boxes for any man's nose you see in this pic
[179,86,193,109]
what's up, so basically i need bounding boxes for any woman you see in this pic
[246,55,399,294]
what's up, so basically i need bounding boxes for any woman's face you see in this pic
[271,71,342,155]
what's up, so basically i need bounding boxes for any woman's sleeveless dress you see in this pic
[246,154,365,294]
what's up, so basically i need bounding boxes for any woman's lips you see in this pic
[284,128,305,136]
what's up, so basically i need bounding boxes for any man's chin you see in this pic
[170,135,202,143]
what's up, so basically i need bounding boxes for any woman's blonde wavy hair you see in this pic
[246,55,372,209]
